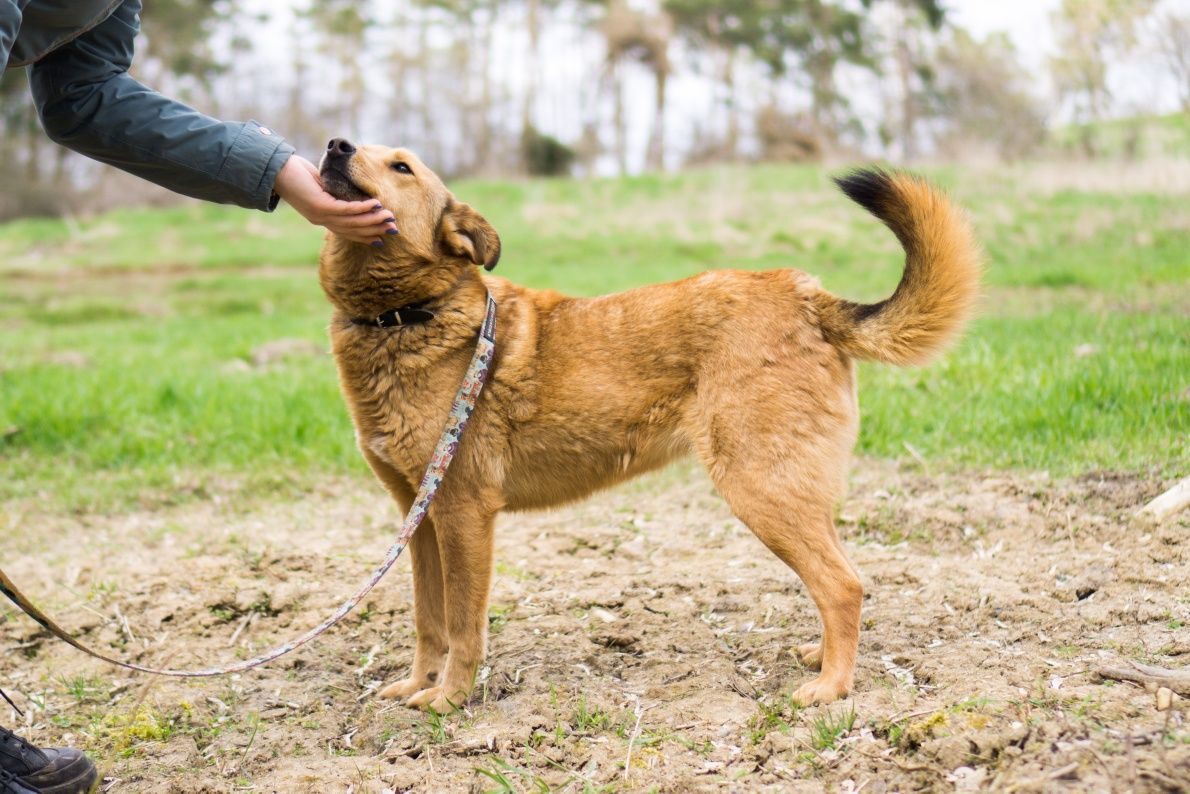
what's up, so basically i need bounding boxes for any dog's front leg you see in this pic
[358,448,452,703]
[378,516,448,700]
[405,501,496,713]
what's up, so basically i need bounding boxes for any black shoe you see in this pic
[0,727,97,794]
[1,770,38,794]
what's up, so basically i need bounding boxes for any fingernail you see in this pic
[371,240,384,248]
[386,228,399,235]
[386,217,396,223]
[372,204,382,211]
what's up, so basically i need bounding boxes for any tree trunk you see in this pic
[521,0,540,145]
[477,14,495,172]
[612,61,627,175]
[896,21,917,161]
[418,14,440,166]
[807,48,838,151]
[724,47,738,159]
[645,65,668,171]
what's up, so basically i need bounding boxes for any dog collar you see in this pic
[350,303,435,328]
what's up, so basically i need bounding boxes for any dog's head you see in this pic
[319,138,501,271]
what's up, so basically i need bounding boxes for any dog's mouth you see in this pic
[319,163,372,202]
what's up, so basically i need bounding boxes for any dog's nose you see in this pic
[326,138,356,156]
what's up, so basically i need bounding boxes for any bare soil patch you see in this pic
[1,460,1187,792]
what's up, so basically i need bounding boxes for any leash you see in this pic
[0,293,497,677]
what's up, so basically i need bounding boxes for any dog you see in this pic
[316,138,981,712]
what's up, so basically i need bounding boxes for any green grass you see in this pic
[1051,112,1190,159]
[0,161,1186,511]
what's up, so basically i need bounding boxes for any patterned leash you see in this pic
[0,294,497,677]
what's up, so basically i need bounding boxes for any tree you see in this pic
[932,29,1047,160]
[670,0,877,158]
[665,0,764,160]
[137,0,228,104]
[305,0,373,137]
[1049,0,1156,155]
[865,0,947,161]
[592,0,674,172]
[515,0,567,170]
[1151,6,1190,112]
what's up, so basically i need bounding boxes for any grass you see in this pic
[1051,112,1190,159]
[809,708,856,751]
[0,161,1186,511]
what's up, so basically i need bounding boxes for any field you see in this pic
[0,160,1187,792]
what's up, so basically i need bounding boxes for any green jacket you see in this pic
[2,0,294,211]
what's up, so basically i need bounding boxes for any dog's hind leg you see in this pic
[720,473,861,705]
[701,422,862,706]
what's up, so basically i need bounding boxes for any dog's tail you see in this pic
[812,168,982,366]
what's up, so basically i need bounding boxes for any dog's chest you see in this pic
[336,337,465,476]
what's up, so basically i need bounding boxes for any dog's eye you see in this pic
[391,162,413,175]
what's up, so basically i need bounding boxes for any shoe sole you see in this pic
[23,753,98,794]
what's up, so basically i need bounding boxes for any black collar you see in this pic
[350,302,435,329]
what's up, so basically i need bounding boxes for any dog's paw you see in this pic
[791,676,850,706]
[405,686,443,709]
[406,686,464,713]
[795,643,823,671]
[378,677,433,700]
[406,685,466,713]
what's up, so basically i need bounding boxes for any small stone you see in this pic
[619,536,646,559]
[590,629,639,649]
[951,766,987,791]
[590,607,619,623]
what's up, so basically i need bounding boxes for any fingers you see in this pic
[328,216,399,244]
[336,231,383,245]
[329,210,398,242]
[333,207,396,230]
[306,192,384,216]
[319,197,386,217]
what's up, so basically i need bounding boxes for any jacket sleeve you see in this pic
[0,0,31,71]
[28,0,295,211]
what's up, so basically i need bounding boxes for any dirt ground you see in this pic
[1,459,1187,793]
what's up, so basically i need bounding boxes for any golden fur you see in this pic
[316,146,981,712]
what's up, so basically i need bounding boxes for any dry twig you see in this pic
[1096,661,1190,696]
[1136,476,1190,523]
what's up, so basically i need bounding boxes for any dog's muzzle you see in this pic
[319,138,371,201]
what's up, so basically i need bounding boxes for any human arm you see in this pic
[28,0,395,242]
[0,0,32,71]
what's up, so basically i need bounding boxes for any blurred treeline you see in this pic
[1,0,1187,218]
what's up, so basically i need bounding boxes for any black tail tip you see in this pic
[833,167,897,216]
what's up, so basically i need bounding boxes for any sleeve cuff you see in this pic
[217,120,295,212]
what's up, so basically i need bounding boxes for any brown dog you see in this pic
[316,138,981,712]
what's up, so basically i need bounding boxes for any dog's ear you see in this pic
[438,199,501,271]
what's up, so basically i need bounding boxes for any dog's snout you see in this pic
[326,138,356,157]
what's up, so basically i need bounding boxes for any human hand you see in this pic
[274,155,398,246]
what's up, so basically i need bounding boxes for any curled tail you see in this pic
[813,168,982,366]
